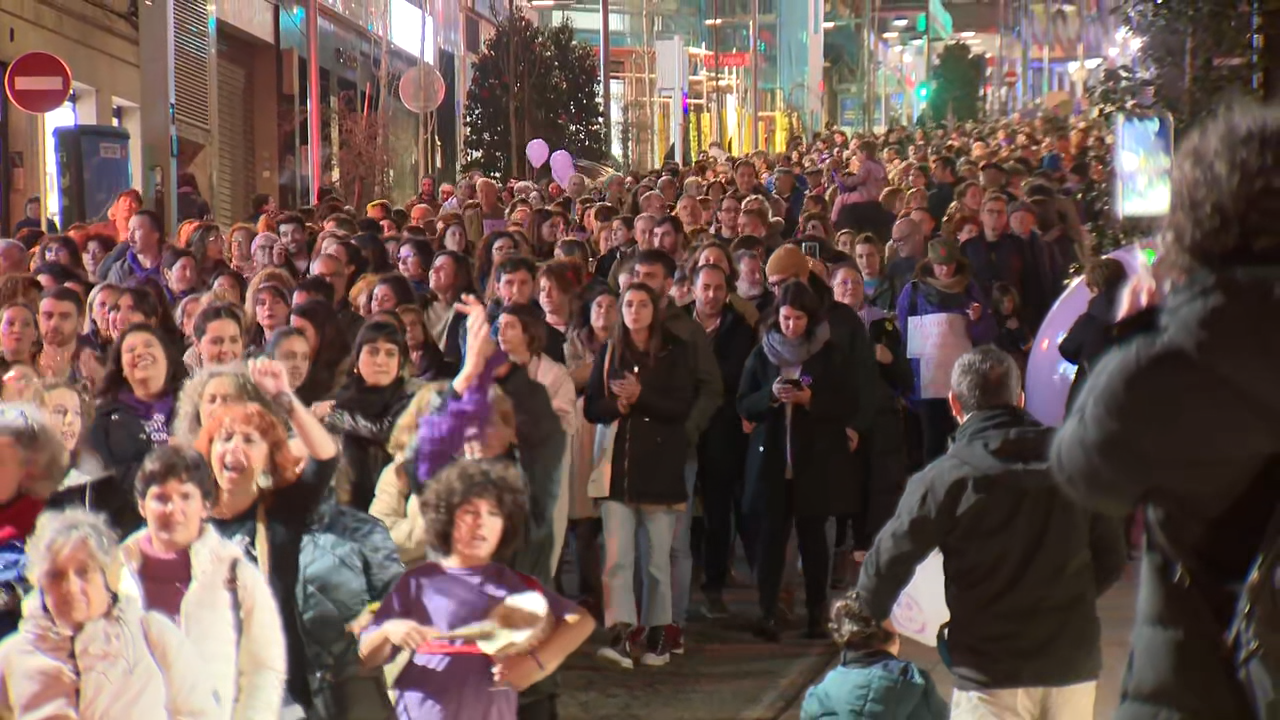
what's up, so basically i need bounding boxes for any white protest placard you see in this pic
[907,313,972,399]
[890,550,950,647]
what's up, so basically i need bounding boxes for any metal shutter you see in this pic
[174,0,213,144]
[216,47,254,226]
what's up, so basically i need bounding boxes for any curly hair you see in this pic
[195,402,301,487]
[420,459,528,560]
[827,589,895,651]
[25,508,118,585]
[173,363,285,447]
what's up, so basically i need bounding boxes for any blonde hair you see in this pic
[387,382,517,460]
[244,268,297,330]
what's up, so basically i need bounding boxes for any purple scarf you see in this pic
[119,389,175,445]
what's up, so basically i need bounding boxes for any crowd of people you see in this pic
[0,99,1271,720]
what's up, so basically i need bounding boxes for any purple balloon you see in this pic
[550,150,575,187]
[526,139,550,169]
[1025,244,1143,427]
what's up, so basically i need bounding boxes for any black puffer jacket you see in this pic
[859,407,1127,691]
[584,331,696,506]
[1052,268,1280,720]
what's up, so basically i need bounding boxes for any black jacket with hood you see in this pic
[1051,268,1280,720]
[858,407,1127,691]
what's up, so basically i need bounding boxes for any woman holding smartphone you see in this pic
[737,280,855,643]
[584,283,695,670]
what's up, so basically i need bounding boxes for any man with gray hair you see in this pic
[855,346,1126,718]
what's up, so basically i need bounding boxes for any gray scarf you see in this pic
[762,321,831,368]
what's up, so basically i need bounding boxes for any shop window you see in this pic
[44,98,78,230]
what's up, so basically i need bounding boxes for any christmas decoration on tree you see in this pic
[463,9,607,178]
[1080,0,1265,253]
[926,42,984,123]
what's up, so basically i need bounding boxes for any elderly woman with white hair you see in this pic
[0,508,219,719]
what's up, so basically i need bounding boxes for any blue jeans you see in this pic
[602,500,679,627]
[638,460,697,625]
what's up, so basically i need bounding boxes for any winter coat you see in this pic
[737,335,858,518]
[112,526,287,720]
[45,469,137,541]
[1051,267,1280,720]
[370,461,429,566]
[821,287,883,434]
[800,650,949,720]
[326,379,419,512]
[84,396,175,536]
[895,266,998,400]
[0,594,219,719]
[961,231,1058,331]
[212,452,402,720]
[859,407,1127,691]
[584,331,697,506]
[1057,286,1120,414]
[833,160,888,206]
[295,497,403,720]
[691,305,756,485]
[661,304,724,449]
[527,354,577,576]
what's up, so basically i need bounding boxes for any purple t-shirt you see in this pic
[366,561,577,720]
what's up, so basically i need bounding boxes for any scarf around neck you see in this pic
[335,374,408,420]
[762,321,830,368]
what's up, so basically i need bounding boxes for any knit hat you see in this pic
[927,238,961,265]
[1008,201,1036,218]
[766,244,810,281]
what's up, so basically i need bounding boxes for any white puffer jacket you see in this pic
[113,526,287,720]
[0,593,219,719]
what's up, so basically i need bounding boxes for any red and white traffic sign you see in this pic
[5,52,72,115]
[1003,69,1019,86]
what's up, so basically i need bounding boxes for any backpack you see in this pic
[1148,502,1280,719]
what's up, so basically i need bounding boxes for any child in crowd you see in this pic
[800,590,948,720]
[991,282,1032,372]
[359,459,595,720]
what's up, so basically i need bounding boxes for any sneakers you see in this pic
[701,591,731,619]
[639,624,677,666]
[670,624,685,655]
[597,623,643,669]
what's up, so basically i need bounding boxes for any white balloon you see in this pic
[1024,244,1144,427]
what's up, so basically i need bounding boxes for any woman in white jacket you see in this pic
[0,508,219,719]
[112,443,288,720]
[495,302,577,575]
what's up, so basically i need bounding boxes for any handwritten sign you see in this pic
[907,313,972,399]
[890,550,950,647]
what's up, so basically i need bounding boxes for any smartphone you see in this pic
[780,378,804,389]
[1113,112,1174,219]
[801,241,821,259]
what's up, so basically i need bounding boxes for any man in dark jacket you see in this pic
[859,346,1126,716]
[1051,103,1280,720]
[686,262,756,617]
[926,155,957,224]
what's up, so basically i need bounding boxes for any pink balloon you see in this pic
[526,139,550,169]
[1024,244,1143,427]
[550,150,575,187]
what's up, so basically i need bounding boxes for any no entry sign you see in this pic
[5,52,72,114]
